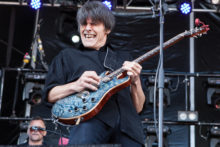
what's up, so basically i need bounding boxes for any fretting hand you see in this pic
[122,61,142,85]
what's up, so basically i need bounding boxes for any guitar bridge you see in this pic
[76,90,90,99]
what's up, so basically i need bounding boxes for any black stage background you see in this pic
[0,2,220,146]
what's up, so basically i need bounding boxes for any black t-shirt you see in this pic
[43,44,144,144]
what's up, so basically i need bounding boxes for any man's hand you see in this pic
[122,61,145,113]
[74,71,101,92]
[48,71,100,103]
[122,61,142,85]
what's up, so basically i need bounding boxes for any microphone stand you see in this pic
[158,0,165,146]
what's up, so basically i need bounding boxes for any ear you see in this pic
[27,129,29,135]
[43,131,47,136]
[105,29,111,35]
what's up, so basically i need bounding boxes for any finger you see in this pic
[84,78,100,87]
[128,62,142,74]
[122,64,139,74]
[84,71,100,82]
[127,71,133,76]
[81,71,101,85]
[83,82,98,91]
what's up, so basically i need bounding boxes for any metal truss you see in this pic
[0,1,219,13]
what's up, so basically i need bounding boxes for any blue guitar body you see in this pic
[52,71,130,125]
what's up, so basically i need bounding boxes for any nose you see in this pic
[85,24,92,30]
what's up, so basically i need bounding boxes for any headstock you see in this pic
[184,18,210,38]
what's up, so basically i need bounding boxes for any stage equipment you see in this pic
[22,72,46,117]
[22,72,46,105]
[211,0,220,5]
[177,111,198,122]
[55,0,86,6]
[65,31,80,44]
[207,78,220,109]
[56,9,80,46]
[209,126,220,147]
[23,81,44,105]
[146,76,171,107]
[28,0,42,9]
[17,121,29,145]
[71,33,80,44]
[102,0,117,10]
[177,0,192,15]
[144,125,171,147]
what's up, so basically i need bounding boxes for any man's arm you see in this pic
[130,77,146,113]
[122,61,146,113]
[48,71,100,103]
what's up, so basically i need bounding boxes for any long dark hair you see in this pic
[77,1,115,31]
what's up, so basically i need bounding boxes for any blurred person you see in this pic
[18,116,47,146]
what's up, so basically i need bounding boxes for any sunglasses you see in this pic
[29,126,46,133]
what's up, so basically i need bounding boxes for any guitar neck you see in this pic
[104,25,209,80]
[105,32,186,79]
[134,32,186,64]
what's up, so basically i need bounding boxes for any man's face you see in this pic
[80,18,110,50]
[27,120,46,144]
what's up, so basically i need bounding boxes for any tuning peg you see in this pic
[194,36,198,38]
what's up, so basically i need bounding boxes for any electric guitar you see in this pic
[52,19,209,125]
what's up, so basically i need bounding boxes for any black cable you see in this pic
[199,125,208,141]
[168,76,180,92]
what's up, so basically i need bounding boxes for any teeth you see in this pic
[85,34,95,38]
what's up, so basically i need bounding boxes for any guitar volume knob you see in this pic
[91,97,96,102]
[83,106,87,111]
[82,98,87,103]
[74,107,79,112]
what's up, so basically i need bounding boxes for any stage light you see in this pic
[30,0,42,10]
[102,0,117,10]
[22,72,46,105]
[146,76,171,108]
[71,35,80,43]
[56,10,81,46]
[178,111,198,122]
[23,82,44,105]
[211,0,220,5]
[29,87,43,105]
[103,0,112,10]
[207,78,220,109]
[178,111,187,121]
[144,125,170,147]
[62,31,80,46]
[209,126,220,147]
[177,0,192,15]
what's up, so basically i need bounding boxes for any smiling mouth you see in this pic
[32,133,40,136]
[84,34,96,39]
